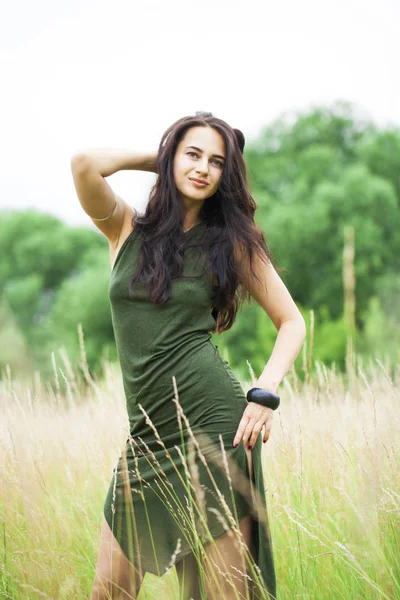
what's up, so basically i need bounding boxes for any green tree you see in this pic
[216,101,400,373]
[2,102,399,380]
[0,209,108,376]
[43,258,117,376]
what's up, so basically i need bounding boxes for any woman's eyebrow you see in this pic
[185,145,225,161]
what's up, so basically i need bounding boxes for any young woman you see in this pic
[71,112,306,600]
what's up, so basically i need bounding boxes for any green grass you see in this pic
[0,350,399,599]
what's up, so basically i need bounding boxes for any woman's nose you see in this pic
[196,158,209,174]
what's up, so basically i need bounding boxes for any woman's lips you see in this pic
[190,178,209,188]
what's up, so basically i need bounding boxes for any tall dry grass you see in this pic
[0,340,399,599]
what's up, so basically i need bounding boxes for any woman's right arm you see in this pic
[70,149,158,244]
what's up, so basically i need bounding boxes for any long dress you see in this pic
[103,222,277,599]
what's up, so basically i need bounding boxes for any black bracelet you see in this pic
[246,387,280,410]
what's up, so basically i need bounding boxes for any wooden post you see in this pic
[343,225,356,375]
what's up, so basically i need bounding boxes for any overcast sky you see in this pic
[1,0,399,228]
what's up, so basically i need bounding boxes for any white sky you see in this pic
[1,0,399,227]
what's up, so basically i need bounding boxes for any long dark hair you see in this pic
[129,111,275,333]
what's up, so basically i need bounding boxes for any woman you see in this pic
[71,112,306,600]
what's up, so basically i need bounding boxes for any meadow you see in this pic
[0,345,399,600]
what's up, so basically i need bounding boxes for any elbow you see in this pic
[70,152,90,171]
[296,316,307,341]
[281,316,307,341]
[301,319,307,343]
[300,321,307,347]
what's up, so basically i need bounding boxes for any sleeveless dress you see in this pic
[103,222,277,599]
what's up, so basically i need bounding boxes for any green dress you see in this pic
[103,222,277,599]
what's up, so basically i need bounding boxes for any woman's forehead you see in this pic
[180,126,225,154]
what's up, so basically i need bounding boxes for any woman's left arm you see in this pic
[232,247,307,449]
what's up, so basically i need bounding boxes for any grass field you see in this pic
[0,349,399,599]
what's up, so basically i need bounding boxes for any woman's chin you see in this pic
[180,187,210,202]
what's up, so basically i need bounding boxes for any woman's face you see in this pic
[173,126,225,205]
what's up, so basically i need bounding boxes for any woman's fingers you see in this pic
[233,414,250,447]
[233,406,274,448]
[262,421,272,443]
[247,421,264,448]
[234,418,264,449]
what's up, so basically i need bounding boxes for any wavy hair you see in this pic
[128,111,275,333]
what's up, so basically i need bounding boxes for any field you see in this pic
[0,351,399,600]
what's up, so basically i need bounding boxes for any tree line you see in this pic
[1,101,399,383]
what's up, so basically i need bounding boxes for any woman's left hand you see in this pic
[232,384,275,449]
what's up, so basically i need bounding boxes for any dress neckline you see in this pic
[184,222,204,234]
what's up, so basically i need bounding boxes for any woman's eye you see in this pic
[187,152,223,168]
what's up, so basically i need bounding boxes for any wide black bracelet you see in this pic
[246,387,280,410]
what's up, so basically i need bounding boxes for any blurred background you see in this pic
[1,0,399,382]
[2,4,400,598]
